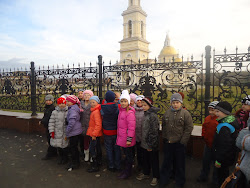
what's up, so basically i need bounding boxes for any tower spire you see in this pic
[164,32,170,47]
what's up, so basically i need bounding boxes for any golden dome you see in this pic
[159,46,177,56]
[174,57,182,62]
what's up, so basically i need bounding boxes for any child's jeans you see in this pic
[69,135,80,166]
[136,142,144,169]
[89,137,102,161]
[104,135,121,169]
[123,147,134,165]
[143,148,160,179]
[199,145,218,183]
[160,140,186,187]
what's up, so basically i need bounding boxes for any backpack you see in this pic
[221,135,250,188]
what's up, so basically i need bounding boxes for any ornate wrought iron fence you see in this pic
[102,57,204,124]
[0,68,31,111]
[1,45,249,123]
[212,47,250,112]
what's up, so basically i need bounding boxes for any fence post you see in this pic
[30,61,37,116]
[205,46,211,117]
[98,55,103,102]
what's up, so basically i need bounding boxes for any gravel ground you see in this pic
[0,129,218,188]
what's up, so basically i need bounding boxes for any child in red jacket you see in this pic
[197,101,219,184]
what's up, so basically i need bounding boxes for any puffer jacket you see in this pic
[135,106,144,142]
[236,128,250,183]
[141,107,160,150]
[101,102,119,136]
[202,115,218,148]
[87,104,103,137]
[80,101,91,135]
[213,115,239,167]
[66,104,83,137]
[48,106,69,148]
[162,108,193,145]
[116,106,136,148]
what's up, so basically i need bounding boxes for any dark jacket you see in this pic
[162,108,193,145]
[41,104,55,128]
[141,107,160,150]
[213,115,239,167]
[135,106,144,142]
[101,102,119,135]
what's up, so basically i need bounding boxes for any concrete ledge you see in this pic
[0,110,205,158]
[0,110,46,134]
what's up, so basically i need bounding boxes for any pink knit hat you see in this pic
[66,95,81,105]
[83,90,94,97]
[129,93,137,103]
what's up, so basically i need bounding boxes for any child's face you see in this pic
[84,93,91,101]
[90,100,98,108]
[130,100,135,106]
[142,101,150,111]
[120,99,129,108]
[209,107,216,116]
[58,103,66,109]
[66,101,74,107]
[78,91,84,100]
[136,100,142,107]
[114,92,120,103]
[215,109,227,119]
[45,100,53,105]
[171,101,182,110]
[242,104,250,111]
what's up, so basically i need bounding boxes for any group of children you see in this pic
[40,89,250,188]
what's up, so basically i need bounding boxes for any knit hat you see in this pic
[120,90,130,104]
[60,94,69,99]
[242,95,250,105]
[66,95,80,105]
[142,97,153,107]
[45,94,54,102]
[215,101,232,115]
[105,91,116,102]
[208,101,219,109]
[129,93,137,103]
[136,95,145,102]
[57,97,66,105]
[90,96,100,104]
[170,93,183,103]
[83,90,94,97]
[78,88,85,92]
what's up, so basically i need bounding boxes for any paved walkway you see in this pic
[0,129,217,188]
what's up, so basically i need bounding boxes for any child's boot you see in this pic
[87,158,99,173]
[84,149,89,162]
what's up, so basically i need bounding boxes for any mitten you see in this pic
[51,132,55,139]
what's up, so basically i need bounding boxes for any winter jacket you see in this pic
[48,106,69,148]
[141,107,160,150]
[202,115,218,148]
[236,128,250,183]
[101,102,119,136]
[80,101,91,135]
[87,104,103,137]
[116,106,136,148]
[135,106,144,142]
[66,104,83,137]
[213,115,239,167]
[162,108,193,145]
[235,109,250,130]
[41,104,55,128]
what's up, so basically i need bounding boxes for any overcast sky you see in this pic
[0,0,249,69]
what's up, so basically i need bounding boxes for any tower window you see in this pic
[128,20,132,38]
[131,0,133,6]
[141,21,143,38]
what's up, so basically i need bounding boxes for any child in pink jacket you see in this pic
[116,90,136,179]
